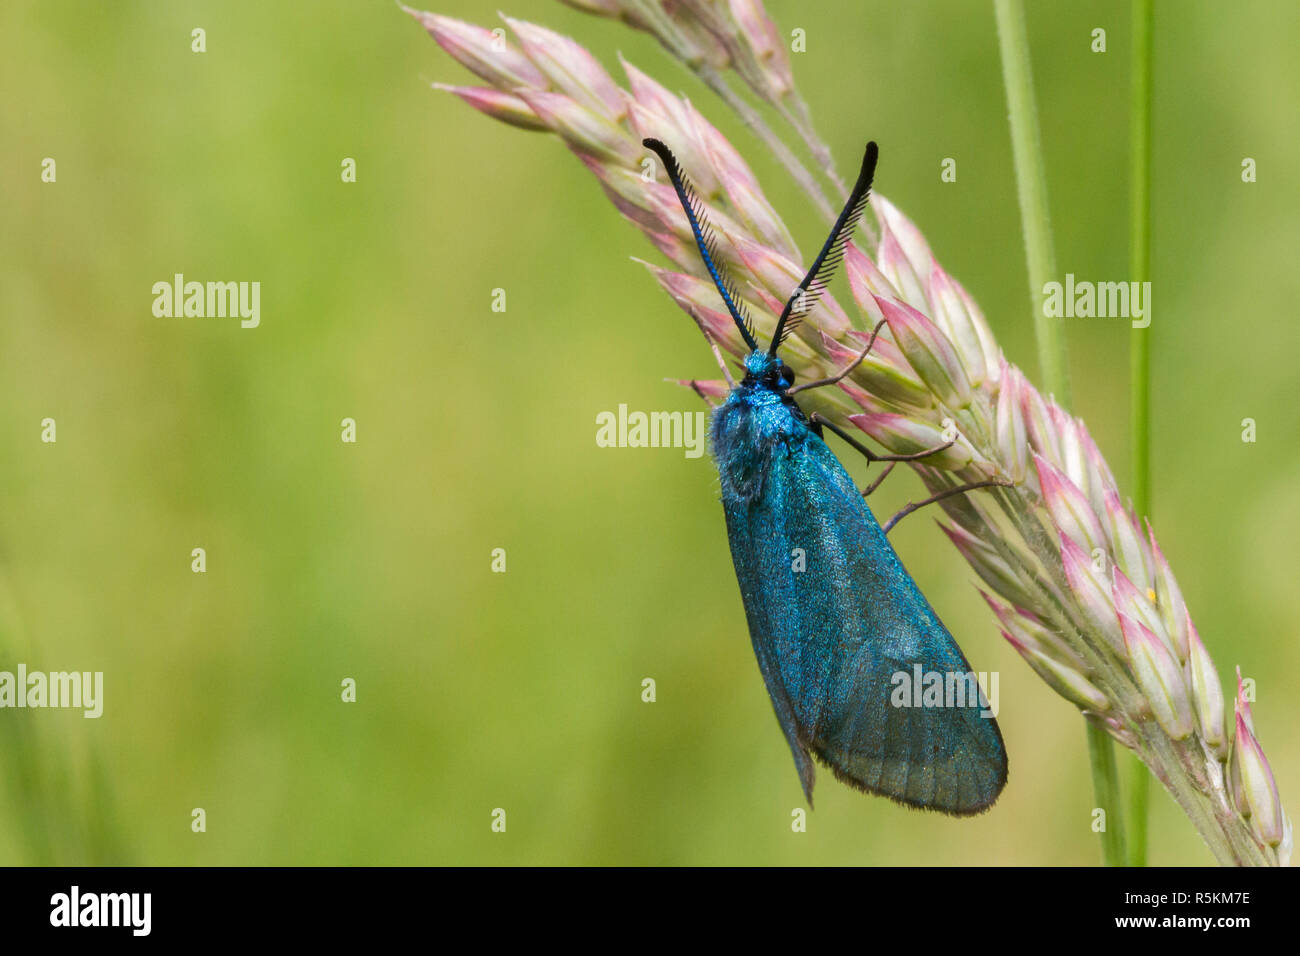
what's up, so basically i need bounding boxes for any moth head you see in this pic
[742,351,795,391]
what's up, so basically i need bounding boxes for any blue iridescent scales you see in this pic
[644,138,1007,813]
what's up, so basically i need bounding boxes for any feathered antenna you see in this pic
[643,137,761,353]
[769,142,879,355]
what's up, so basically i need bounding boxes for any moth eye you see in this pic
[779,366,795,387]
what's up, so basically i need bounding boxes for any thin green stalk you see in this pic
[995,0,1126,866]
[993,0,1071,409]
[1127,0,1154,868]
[1088,723,1128,864]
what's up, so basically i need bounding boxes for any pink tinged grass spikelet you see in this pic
[873,295,973,409]
[994,362,1028,481]
[1226,669,1260,828]
[838,379,922,417]
[1228,738,1249,821]
[1020,383,1062,467]
[515,88,634,163]
[1147,523,1191,662]
[623,69,723,196]
[641,229,701,273]
[1068,423,1115,527]
[1050,405,1090,501]
[1120,612,1195,740]
[923,459,1007,529]
[941,523,1037,611]
[588,0,731,70]
[431,84,547,130]
[982,592,1090,675]
[1059,532,1125,657]
[668,377,729,400]
[1005,632,1111,713]
[675,0,773,88]
[875,208,1001,386]
[1234,667,1255,734]
[407,10,548,89]
[1102,487,1155,596]
[842,242,895,320]
[819,329,933,410]
[682,104,798,257]
[579,156,676,237]
[619,57,686,122]
[502,16,627,122]
[1111,566,1170,657]
[728,234,851,338]
[1184,613,1227,757]
[996,619,1110,714]
[636,261,751,354]
[848,413,977,471]
[568,0,840,223]
[874,195,935,283]
[835,378,880,412]
[930,263,992,389]
[1034,455,1108,556]
[1233,711,1283,846]
[726,0,793,96]
[875,219,931,313]
[631,90,803,260]
[1078,424,1120,500]
[640,184,751,270]
[952,275,1002,384]
[673,10,735,72]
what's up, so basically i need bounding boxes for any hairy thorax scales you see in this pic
[711,384,810,505]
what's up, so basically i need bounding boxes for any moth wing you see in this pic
[723,436,1007,814]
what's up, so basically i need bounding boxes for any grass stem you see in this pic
[995,0,1127,865]
[1127,0,1154,868]
[993,0,1071,408]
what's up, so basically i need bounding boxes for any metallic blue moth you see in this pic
[644,137,1008,814]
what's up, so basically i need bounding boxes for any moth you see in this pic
[644,137,1007,814]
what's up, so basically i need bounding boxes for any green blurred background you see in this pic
[1,0,1297,865]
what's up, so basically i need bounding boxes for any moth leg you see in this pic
[860,462,896,497]
[786,319,887,396]
[809,413,878,466]
[812,413,1006,508]
[868,442,959,462]
[810,413,956,466]
[882,479,1015,534]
